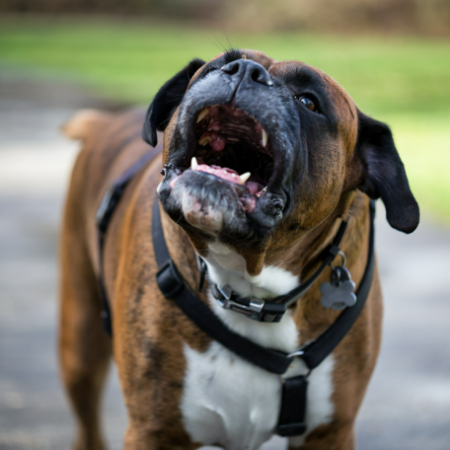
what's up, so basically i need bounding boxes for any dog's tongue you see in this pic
[193,164,242,184]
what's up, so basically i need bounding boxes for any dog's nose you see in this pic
[221,59,273,87]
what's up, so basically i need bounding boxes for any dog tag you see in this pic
[320,266,356,310]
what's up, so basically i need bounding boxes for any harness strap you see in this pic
[152,196,375,373]
[151,197,375,437]
[96,148,375,437]
[152,199,293,375]
[97,157,375,364]
[301,200,375,370]
[96,146,162,336]
[276,220,348,308]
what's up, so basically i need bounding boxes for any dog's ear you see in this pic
[142,58,206,147]
[356,111,419,233]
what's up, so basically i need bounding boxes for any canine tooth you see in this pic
[262,129,268,147]
[239,172,251,184]
[256,186,267,198]
[198,135,212,146]
[196,108,209,123]
[191,156,198,169]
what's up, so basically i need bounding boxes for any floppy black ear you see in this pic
[142,58,205,147]
[356,111,419,233]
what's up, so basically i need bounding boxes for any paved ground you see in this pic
[0,73,450,450]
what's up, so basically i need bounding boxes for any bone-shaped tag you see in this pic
[320,266,357,310]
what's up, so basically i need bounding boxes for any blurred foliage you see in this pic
[1,0,450,35]
[0,0,221,19]
[223,0,450,36]
[0,17,449,221]
[1,18,449,116]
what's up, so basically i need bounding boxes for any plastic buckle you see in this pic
[213,285,266,321]
[212,285,287,322]
[156,260,184,299]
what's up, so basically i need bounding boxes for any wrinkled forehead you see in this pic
[192,49,357,124]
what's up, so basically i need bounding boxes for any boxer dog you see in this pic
[60,49,419,450]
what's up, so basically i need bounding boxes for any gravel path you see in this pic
[1,74,449,450]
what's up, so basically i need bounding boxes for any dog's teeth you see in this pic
[196,108,209,123]
[198,135,212,146]
[256,186,267,197]
[261,129,268,148]
[191,157,198,169]
[239,172,251,184]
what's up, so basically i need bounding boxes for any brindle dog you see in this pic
[60,49,419,450]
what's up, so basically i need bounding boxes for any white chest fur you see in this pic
[180,244,335,450]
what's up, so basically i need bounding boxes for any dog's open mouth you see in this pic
[171,104,274,214]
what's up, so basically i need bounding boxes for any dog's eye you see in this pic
[295,95,317,112]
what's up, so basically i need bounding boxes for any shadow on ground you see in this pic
[0,73,449,450]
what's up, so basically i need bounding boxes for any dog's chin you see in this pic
[158,169,254,239]
[158,168,286,243]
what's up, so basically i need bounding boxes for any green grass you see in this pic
[1,17,449,223]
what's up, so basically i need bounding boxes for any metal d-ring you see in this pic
[287,349,305,359]
[284,350,312,378]
[330,250,347,269]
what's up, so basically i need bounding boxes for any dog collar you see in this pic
[207,219,349,323]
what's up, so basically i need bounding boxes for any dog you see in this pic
[60,49,419,450]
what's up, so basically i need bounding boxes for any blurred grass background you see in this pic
[0,15,449,221]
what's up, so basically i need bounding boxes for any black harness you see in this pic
[97,152,376,438]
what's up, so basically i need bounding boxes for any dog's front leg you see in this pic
[116,342,196,450]
[288,420,356,450]
[113,288,198,450]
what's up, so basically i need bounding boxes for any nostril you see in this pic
[250,68,263,83]
[222,60,273,86]
[221,61,240,76]
[250,66,273,86]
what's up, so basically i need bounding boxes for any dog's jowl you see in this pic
[60,49,419,450]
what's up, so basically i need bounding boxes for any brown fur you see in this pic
[60,54,386,450]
